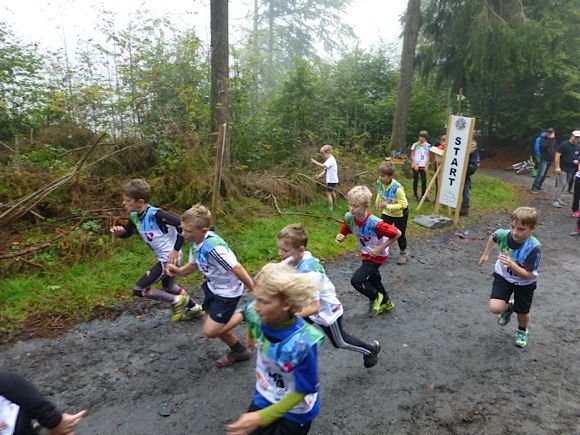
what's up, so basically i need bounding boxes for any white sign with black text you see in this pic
[438,115,475,208]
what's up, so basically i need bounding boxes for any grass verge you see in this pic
[0,170,517,340]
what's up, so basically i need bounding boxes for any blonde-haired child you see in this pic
[167,204,254,367]
[226,262,324,435]
[310,145,339,210]
[337,186,401,317]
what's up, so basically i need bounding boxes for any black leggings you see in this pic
[305,315,372,355]
[381,209,409,252]
[248,403,312,434]
[572,176,580,213]
[134,262,182,302]
[413,169,427,197]
[350,260,388,301]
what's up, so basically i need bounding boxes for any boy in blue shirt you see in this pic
[479,207,542,348]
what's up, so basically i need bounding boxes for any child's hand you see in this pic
[48,410,87,435]
[335,233,345,243]
[498,253,513,268]
[310,158,318,164]
[226,412,262,435]
[246,333,255,352]
[369,246,383,257]
[167,250,180,266]
[165,263,180,277]
[478,254,488,266]
[110,226,126,237]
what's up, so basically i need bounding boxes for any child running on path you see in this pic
[336,186,401,317]
[479,207,542,348]
[166,204,253,367]
[110,179,203,322]
[226,262,324,435]
[375,161,410,265]
[277,223,381,368]
[310,144,339,211]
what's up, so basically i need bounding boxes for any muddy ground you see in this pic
[1,170,579,435]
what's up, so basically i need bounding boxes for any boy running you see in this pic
[375,161,410,265]
[277,223,381,368]
[336,186,401,317]
[311,144,339,210]
[166,204,253,367]
[110,179,203,321]
[479,207,542,348]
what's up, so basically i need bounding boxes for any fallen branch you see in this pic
[265,194,343,223]
[296,173,347,200]
[0,220,83,261]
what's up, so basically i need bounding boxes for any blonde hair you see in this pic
[320,144,333,154]
[347,185,372,206]
[378,161,395,176]
[511,207,537,228]
[182,204,211,229]
[123,179,151,202]
[254,262,319,314]
[278,223,308,248]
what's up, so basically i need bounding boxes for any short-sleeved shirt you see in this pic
[556,140,580,172]
[296,251,343,326]
[411,141,431,168]
[492,229,541,286]
[189,231,243,298]
[324,156,338,183]
[339,212,400,264]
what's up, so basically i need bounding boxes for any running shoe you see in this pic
[497,309,513,326]
[181,304,205,320]
[572,211,580,218]
[216,350,250,367]
[363,340,381,368]
[379,299,396,314]
[369,292,384,317]
[552,201,563,208]
[397,254,408,265]
[514,329,528,348]
[171,293,190,322]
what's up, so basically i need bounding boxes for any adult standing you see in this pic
[460,139,481,217]
[531,128,557,193]
[553,131,580,208]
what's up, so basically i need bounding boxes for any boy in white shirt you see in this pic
[311,144,339,210]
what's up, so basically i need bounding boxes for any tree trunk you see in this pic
[210,0,229,135]
[389,0,421,153]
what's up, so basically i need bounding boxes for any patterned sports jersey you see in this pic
[189,231,243,298]
[0,395,19,435]
[493,229,541,286]
[376,178,408,218]
[411,141,431,168]
[344,212,390,258]
[130,207,179,263]
[296,252,343,326]
[245,302,323,424]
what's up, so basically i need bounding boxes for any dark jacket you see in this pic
[466,150,480,177]
[539,137,557,162]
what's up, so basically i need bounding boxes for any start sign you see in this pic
[438,115,476,209]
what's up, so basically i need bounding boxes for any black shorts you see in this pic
[490,274,536,314]
[326,183,338,192]
[202,282,241,324]
[247,403,312,435]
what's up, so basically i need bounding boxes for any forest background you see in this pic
[0,0,579,338]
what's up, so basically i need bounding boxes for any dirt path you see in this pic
[1,170,579,435]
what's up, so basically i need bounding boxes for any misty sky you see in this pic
[2,0,407,55]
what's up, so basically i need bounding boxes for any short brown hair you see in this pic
[379,161,395,176]
[511,206,537,228]
[123,179,151,202]
[278,223,308,248]
[182,204,211,229]
[419,130,429,139]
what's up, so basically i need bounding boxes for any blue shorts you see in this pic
[202,282,241,324]
[326,183,338,192]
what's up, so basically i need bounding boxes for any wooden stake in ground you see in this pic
[210,124,227,227]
